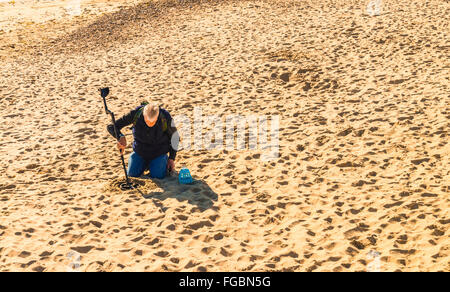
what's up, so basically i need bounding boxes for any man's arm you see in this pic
[106,108,139,139]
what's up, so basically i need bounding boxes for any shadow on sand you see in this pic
[133,170,219,212]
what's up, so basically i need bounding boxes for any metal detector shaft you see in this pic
[100,88,132,187]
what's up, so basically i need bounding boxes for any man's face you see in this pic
[144,112,159,127]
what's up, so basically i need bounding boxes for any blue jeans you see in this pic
[127,152,168,179]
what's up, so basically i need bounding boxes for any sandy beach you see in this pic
[0,0,448,271]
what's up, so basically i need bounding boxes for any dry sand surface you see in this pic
[0,0,449,271]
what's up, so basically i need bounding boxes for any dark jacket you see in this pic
[107,106,178,161]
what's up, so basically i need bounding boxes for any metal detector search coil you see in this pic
[120,182,138,190]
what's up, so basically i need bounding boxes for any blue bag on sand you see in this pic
[179,168,193,184]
